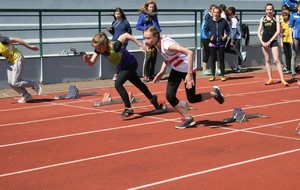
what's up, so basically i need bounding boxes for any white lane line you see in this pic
[128,148,300,190]
[1,99,299,147]
[1,118,299,178]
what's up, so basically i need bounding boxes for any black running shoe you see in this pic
[150,94,159,109]
[213,86,225,104]
[175,117,196,129]
[120,108,134,118]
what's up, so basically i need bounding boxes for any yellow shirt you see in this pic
[280,20,291,43]
[0,37,22,64]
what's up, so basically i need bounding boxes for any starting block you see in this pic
[94,92,143,107]
[149,100,196,114]
[54,85,98,100]
[223,107,270,123]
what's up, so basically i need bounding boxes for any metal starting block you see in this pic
[223,107,270,123]
[94,92,143,107]
[54,85,98,100]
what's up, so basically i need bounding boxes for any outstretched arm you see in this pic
[117,33,146,51]
[8,37,39,51]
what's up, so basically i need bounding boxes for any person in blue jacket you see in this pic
[136,0,161,82]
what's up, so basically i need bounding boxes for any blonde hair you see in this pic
[92,32,111,52]
[138,0,158,14]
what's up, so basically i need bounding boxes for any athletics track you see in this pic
[0,71,299,189]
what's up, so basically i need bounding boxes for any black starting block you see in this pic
[54,85,98,100]
[94,92,143,107]
[223,107,270,123]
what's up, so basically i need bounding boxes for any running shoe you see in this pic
[112,74,118,81]
[175,117,195,129]
[220,76,226,81]
[209,76,215,81]
[264,79,273,85]
[120,108,134,118]
[202,69,211,75]
[281,80,289,87]
[18,93,32,103]
[213,86,225,104]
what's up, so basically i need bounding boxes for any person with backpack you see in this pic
[226,6,243,73]
[136,0,161,82]
[257,3,289,86]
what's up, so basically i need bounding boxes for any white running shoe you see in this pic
[18,93,33,103]
[112,74,118,81]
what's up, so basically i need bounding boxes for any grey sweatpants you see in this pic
[7,55,34,97]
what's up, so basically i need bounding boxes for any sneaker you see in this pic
[143,76,149,82]
[281,80,289,87]
[213,86,225,104]
[234,68,241,73]
[18,93,32,103]
[215,69,221,76]
[220,76,226,81]
[209,76,215,81]
[150,94,159,109]
[120,108,134,118]
[175,117,195,129]
[202,69,211,75]
[264,79,273,85]
[112,74,118,81]
[283,70,290,74]
[32,82,42,95]
[291,74,296,80]
[242,51,247,62]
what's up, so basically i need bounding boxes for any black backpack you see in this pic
[241,23,250,45]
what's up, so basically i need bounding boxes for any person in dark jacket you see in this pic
[205,6,230,81]
[107,7,132,81]
[136,0,161,82]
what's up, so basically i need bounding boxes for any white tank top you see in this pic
[157,35,197,73]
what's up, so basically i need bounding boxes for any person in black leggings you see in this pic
[83,32,159,118]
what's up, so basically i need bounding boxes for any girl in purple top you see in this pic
[83,32,159,117]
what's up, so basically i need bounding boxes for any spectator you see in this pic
[257,3,289,86]
[136,0,161,82]
[289,2,300,80]
[205,6,231,81]
[107,7,132,81]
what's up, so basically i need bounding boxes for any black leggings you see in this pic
[210,47,225,76]
[201,38,210,63]
[115,62,153,108]
[144,45,157,77]
[166,69,203,107]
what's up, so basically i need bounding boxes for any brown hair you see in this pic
[138,0,158,14]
